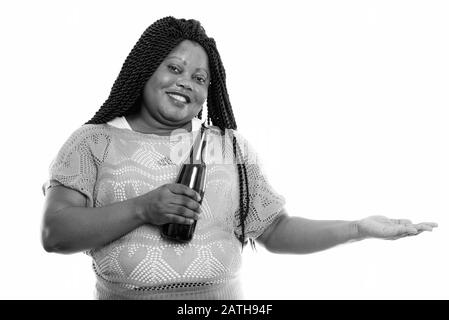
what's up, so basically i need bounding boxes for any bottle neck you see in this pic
[190,127,207,164]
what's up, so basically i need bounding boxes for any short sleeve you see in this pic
[231,130,286,241]
[42,125,109,207]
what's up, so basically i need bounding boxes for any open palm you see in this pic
[357,215,437,240]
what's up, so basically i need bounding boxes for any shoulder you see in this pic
[205,126,259,164]
[205,126,250,151]
[205,126,247,144]
[65,123,111,141]
[57,124,114,158]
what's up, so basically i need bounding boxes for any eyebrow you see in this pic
[166,56,209,77]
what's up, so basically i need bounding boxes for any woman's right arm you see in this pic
[41,183,202,254]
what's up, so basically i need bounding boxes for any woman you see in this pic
[41,16,437,300]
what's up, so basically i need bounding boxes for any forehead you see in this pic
[165,40,209,71]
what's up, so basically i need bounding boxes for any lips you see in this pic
[166,91,191,104]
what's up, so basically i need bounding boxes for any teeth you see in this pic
[168,93,188,103]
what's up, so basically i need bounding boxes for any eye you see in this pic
[168,64,181,73]
[195,75,207,84]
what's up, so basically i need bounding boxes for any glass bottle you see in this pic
[161,125,208,242]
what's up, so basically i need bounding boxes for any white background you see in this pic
[0,0,448,299]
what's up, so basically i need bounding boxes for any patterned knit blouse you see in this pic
[43,119,286,300]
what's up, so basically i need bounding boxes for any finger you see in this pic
[392,219,412,225]
[389,228,420,239]
[394,225,418,236]
[165,213,196,225]
[170,195,201,213]
[391,230,420,240]
[419,222,438,228]
[169,184,202,202]
[413,223,435,232]
[167,204,200,220]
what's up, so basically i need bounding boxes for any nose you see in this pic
[176,78,193,91]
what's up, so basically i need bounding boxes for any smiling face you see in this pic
[133,40,210,132]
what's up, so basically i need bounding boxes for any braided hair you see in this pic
[86,17,252,248]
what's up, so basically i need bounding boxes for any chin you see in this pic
[161,113,191,125]
[161,108,194,123]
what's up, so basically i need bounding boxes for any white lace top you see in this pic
[43,119,286,299]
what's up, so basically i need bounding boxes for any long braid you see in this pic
[204,45,251,248]
[232,136,251,248]
[85,17,252,248]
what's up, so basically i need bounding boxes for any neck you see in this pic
[125,112,192,136]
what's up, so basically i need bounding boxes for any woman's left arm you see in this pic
[257,209,438,254]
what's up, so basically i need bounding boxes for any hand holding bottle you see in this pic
[134,183,202,226]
